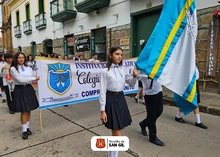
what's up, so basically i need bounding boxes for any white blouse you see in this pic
[10,65,36,85]
[0,61,7,77]
[137,74,162,96]
[99,64,137,111]
[1,62,10,86]
[196,66,199,80]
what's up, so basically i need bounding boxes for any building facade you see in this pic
[5,0,220,93]
[1,0,13,53]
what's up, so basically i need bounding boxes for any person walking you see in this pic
[100,46,137,157]
[135,70,165,146]
[10,52,40,140]
[175,55,207,129]
[1,53,14,114]
[0,53,7,103]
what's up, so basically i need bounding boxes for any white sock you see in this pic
[27,121,30,129]
[142,97,145,103]
[114,151,118,157]
[195,114,201,124]
[135,95,138,99]
[0,90,2,94]
[176,111,182,118]
[1,91,6,99]
[108,151,118,157]
[22,124,27,132]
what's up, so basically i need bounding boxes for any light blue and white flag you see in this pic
[136,0,198,114]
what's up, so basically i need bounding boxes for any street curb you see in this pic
[163,97,220,116]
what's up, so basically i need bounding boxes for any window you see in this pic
[26,4,30,21]
[16,11,20,26]
[92,28,107,61]
[39,0,44,14]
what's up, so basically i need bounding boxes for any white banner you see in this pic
[36,59,138,109]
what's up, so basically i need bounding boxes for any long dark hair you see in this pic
[106,46,123,70]
[0,53,4,62]
[27,54,33,61]
[11,52,27,71]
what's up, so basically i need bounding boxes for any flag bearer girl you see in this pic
[99,46,137,157]
[10,52,40,140]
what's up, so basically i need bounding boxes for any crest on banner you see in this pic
[47,62,72,95]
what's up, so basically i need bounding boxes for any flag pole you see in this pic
[40,110,43,131]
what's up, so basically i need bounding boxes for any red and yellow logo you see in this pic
[96,138,106,149]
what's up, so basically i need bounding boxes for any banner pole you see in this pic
[40,110,43,131]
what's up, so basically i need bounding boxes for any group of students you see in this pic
[0,52,40,140]
[0,45,207,155]
[73,52,100,62]
[99,44,208,157]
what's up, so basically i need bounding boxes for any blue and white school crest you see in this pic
[48,63,72,95]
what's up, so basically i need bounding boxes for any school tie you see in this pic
[21,66,25,71]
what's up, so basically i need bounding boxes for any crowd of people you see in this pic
[37,52,100,62]
[99,44,208,157]
[0,46,208,157]
[0,51,101,140]
[0,52,40,140]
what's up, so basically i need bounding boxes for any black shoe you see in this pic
[175,117,186,123]
[142,102,145,105]
[195,122,208,129]
[2,99,6,103]
[22,132,28,140]
[0,94,2,97]
[27,128,32,135]
[149,137,165,146]
[9,110,15,114]
[139,122,147,136]
[134,97,138,103]
[64,105,68,107]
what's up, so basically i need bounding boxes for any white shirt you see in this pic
[196,66,199,80]
[1,63,10,86]
[99,64,137,111]
[137,74,162,95]
[10,65,36,85]
[0,61,7,77]
[89,58,100,62]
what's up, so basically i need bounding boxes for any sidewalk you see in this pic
[1,89,220,156]
[162,87,220,116]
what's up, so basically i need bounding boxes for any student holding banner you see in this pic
[10,52,40,140]
[1,53,14,114]
[100,46,137,157]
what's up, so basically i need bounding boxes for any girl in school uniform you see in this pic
[10,52,40,140]
[26,54,35,70]
[99,46,137,157]
[0,53,7,103]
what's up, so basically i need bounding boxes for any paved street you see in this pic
[0,96,220,157]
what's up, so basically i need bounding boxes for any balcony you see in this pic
[14,25,21,38]
[35,13,47,30]
[23,20,32,34]
[50,0,77,22]
[75,0,110,13]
